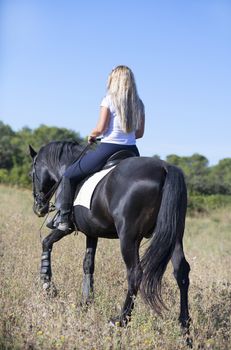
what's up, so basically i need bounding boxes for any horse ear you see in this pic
[29,145,37,159]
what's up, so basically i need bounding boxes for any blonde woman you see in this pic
[49,65,145,231]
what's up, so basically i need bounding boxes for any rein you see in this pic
[35,142,92,240]
[43,179,62,204]
[38,138,96,212]
[34,139,101,240]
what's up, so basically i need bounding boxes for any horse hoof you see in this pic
[109,316,128,328]
[186,336,193,349]
[43,282,51,290]
[42,282,57,297]
[80,296,94,307]
[109,319,121,327]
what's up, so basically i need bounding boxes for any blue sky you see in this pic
[1,0,230,165]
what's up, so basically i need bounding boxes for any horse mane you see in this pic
[39,141,83,170]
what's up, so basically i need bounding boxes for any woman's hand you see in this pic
[88,135,97,144]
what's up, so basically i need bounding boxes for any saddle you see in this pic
[73,150,137,210]
[103,150,137,169]
[47,150,137,228]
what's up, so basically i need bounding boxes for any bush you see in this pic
[0,169,10,184]
[188,194,231,214]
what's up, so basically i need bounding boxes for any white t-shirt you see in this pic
[100,95,136,145]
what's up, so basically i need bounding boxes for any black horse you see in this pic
[29,141,190,329]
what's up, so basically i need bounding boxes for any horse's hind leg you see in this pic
[82,236,98,304]
[41,228,72,291]
[171,240,191,329]
[111,237,142,326]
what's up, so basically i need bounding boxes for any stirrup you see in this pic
[57,221,75,233]
[56,221,75,232]
[46,211,59,229]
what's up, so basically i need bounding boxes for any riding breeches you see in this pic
[64,142,139,185]
[55,142,139,213]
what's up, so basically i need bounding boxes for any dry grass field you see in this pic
[0,185,230,350]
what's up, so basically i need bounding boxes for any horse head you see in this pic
[29,145,56,217]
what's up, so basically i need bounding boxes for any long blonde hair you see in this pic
[107,65,144,133]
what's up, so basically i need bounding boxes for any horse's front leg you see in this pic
[41,228,73,291]
[82,236,98,304]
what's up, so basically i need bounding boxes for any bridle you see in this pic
[32,157,57,213]
[31,139,100,237]
[32,141,95,212]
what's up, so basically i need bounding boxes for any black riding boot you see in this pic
[47,177,75,232]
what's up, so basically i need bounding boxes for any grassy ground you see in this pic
[0,185,230,350]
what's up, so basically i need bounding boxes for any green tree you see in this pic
[0,122,84,187]
[0,121,17,169]
[32,124,82,149]
[166,153,210,194]
[208,158,231,194]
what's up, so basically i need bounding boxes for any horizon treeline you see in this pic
[0,121,231,201]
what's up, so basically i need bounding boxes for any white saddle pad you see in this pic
[74,166,115,209]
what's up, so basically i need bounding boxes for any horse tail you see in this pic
[140,164,187,313]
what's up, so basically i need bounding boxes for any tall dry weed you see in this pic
[0,185,230,349]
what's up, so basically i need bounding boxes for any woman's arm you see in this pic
[88,106,110,143]
[135,114,145,139]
